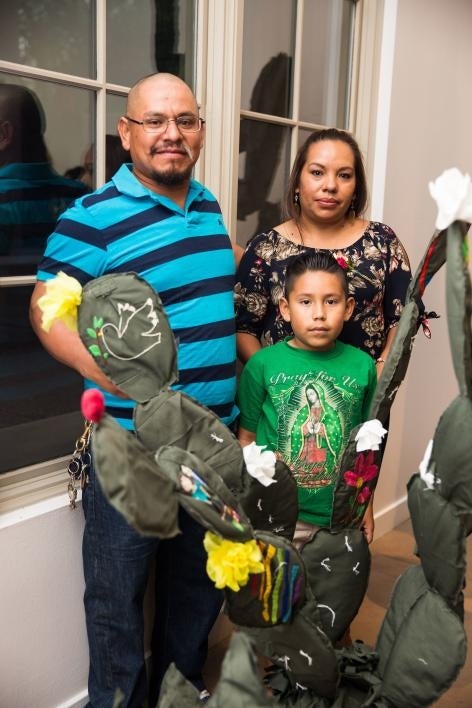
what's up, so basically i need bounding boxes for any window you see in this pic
[0,0,380,510]
[237,0,357,246]
[0,0,197,492]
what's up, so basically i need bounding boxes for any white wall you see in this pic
[0,500,88,708]
[372,0,472,531]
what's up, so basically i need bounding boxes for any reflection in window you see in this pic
[0,77,93,276]
[0,78,92,473]
[241,0,295,118]
[237,121,290,246]
[0,284,83,474]
[0,0,94,78]
[237,0,356,250]
[105,94,131,184]
[299,0,355,127]
[107,0,196,87]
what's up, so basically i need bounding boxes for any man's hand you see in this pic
[30,280,128,398]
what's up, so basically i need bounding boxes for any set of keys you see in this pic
[67,421,93,509]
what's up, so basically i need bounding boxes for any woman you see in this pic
[235,128,411,373]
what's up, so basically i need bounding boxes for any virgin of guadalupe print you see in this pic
[276,374,359,491]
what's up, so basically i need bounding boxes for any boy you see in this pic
[237,251,377,546]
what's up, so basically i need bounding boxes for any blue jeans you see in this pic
[82,461,223,708]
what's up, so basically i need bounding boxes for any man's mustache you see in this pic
[150,141,193,159]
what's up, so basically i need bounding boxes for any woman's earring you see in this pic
[349,196,356,217]
[294,192,300,206]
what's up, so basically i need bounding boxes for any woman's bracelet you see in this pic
[376,357,385,364]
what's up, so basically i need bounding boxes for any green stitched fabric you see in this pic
[154,445,253,542]
[434,396,472,529]
[224,530,307,628]
[407,474,466,603]
[135,390,246,496]
[239,459,298,541]
[79,272,178,402]
[301,528,371,643]
[157,633,275,708]
[246,590,339,696]
[379,585,466,707]
[91,414,180,538]
[155,664,201,707]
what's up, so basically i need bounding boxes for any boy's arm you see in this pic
[236,352,266,438]
[361,496,374,544]
[237,427,256,447]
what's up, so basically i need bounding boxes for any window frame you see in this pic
[0,0,193,511]
[0,0,384,513]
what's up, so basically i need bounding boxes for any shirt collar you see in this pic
[112,163,205,212]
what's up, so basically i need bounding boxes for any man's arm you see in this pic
[30,281,127,397]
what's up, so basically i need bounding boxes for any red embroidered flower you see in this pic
[358,487,372,504]
[343,450,378,488]
[336,256,348,270]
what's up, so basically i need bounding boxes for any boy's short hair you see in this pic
[284,251,349,298]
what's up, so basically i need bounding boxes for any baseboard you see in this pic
[373,494,409,539]
[55,689,88,708]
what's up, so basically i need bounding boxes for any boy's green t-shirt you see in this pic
[237,339,377,526]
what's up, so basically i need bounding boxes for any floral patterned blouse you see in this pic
[235,222,412,360]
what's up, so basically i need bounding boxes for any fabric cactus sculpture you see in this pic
[37,169,472,706]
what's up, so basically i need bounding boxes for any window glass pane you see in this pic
[298,127,314,147]
[241,0,295,118]
[0,75,94,277]
[107,0,196,87]
[105,93,130,182]
[237,120,291,246]
[0,0,95,78]
[299,0,355,127]
[0,283,83,474]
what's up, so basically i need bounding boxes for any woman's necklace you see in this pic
[294,220,305,246]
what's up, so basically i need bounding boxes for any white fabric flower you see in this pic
[355,419,388,452]
[243,442,277,487]
[428,168,472,230]
[418,439,439,489]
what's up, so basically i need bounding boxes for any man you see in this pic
[30,73,238,707]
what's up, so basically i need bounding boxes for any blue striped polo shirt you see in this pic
[37,164,238,428]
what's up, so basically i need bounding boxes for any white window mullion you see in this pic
[350,0,385,190]
[95,0,107,187]
[0,59,100,89]
[290,0,304,165]
[200,0,244,239]
[193,0,208,185]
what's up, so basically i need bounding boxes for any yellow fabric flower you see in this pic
[37,271,83,332]
[204,532,264,592]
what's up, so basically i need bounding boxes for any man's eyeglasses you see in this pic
[125,115,205,135]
